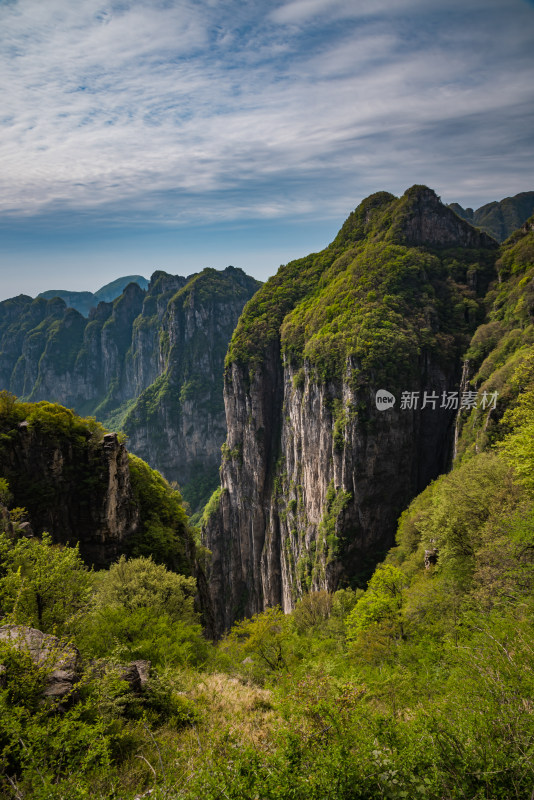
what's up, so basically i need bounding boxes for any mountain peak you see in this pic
[394,184,498,249]
[38,275,149,316]
[335,185,498,252]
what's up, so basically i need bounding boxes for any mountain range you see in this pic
[0,187,533,568]
[0,267,260,510]
[203,185,501,631]
[1,185,534,797]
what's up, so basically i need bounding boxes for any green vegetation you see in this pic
[127,454,194,573]
[2,344,534,798]
[0,390,106,441]
[455,215,534,457]
[0,198,533,798]
[0,533,206,799]
[0,531,92,635]
[75,555,206,667]
[315,481,352,571]
[200,486,224,527]
[227,187,495,387]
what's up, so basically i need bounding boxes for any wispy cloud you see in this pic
[0,0,533,231]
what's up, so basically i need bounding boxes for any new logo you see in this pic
[375,389,395,410]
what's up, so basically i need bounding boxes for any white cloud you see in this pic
[269,0,428,26]
[0,0,533,225]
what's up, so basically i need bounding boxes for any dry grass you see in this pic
[191,672,279,748]
[105,671,283,797]
[116,671,284,797]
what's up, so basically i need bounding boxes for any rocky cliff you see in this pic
[0,396,199,575]
[203,186,499,632]
[121,267,262,509]
[0,267,261,509]
[0,399,138,567]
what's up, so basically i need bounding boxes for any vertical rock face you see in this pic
[0,267,261,508]
[0,421,139,568]
[121,267,262,506]
[204,186,499,633]
[397,186,497,249]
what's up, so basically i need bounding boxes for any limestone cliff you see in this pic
[203,186,499,632]
[0,397,200,576]
[0,403,138,568]
[122,267,261,508]
[0,267,260,509]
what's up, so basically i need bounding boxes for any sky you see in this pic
[1,0,533,299]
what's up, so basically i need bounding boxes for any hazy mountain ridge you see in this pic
[38,274,150,316]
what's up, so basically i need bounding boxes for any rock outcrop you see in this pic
[0,625,152,700]
[0,625,80,699]
[398,186,497,249]
[120,660,151,694]
[0,395,200,578]
[0,413,139,567]
[203,186,499,633]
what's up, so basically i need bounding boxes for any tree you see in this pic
[0,532,93,634]
[225,606,291,672]
[94,554,197,622]
[77,556,206,667]
[292,590,333,633]
[346,564,408,641]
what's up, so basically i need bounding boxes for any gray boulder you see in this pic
[120,659,151,694]
[0,625,80,699]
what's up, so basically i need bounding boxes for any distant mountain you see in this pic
[449,191,534,242]
[93,275,150,304]
[38,274,149,316]
[1,266,261,510]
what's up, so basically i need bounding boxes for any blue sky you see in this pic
[1,0,533,299]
